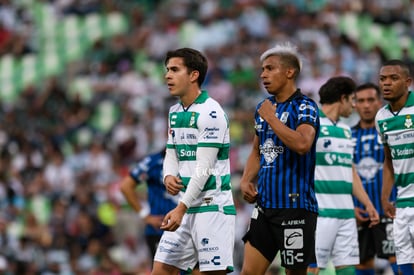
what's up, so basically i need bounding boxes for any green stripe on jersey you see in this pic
[315,180,353,194]
[316,152,353,167]
[377,114,414,134]
[170,111,199,129]
[172,144,229,161]
[396,197,414,208]
[395,172,414,188]
[319,125,352,139]
[389,144,414,160]
[221,174,231,191]
[186,204,236,215]
[181,176,216,191]
[181,174,231,191]
[318,208,355,218]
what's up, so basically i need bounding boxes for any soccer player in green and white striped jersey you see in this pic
[310,76,379,275]
[376,59,414,275]
[152,48,235,275]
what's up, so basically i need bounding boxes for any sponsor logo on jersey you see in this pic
[211,256,221,265]
[201,238,209,246]
[180,149,196,157]
[299,103,316,112]
[198,246,219,252]
[281,219,305,226]
[259,138,284,163]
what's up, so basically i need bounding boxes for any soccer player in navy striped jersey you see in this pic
[120,148,177,259]
[352,83,398,275]
[240,42,320,275]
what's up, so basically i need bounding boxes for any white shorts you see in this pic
[394,207,414,265]
[154,211,235,272]
[315,217,359,268]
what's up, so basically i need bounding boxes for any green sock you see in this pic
[336,266,356,275]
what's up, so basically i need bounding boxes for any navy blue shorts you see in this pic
[358,217,395,262]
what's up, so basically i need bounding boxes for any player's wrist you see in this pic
[138,202,150,219]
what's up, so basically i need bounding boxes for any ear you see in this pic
[286,68,295,79]
[190,70,199,83]
[406,76,412,87]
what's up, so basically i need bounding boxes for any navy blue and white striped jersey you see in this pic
[130,150,177,236]
[352,124,397,216]
[254,90,319,212]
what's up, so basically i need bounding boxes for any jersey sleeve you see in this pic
[296,99,319,129]
[375,108,387,145]
[129,156,150,185]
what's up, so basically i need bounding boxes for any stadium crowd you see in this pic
[1,0,414,274]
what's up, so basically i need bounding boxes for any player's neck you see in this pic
[321,103,340,123]
[181,89,202,107]
[274,86,297,103]
[359,119,375,129]
[389,92,409,114]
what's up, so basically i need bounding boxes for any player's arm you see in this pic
[120,175,149,218]
[240,135,260,203]
[258,99,316,154]
[381,145,396,219]
[352,164,379,227]
[163,147,183,195]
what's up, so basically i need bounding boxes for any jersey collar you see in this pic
[193,90,209,104]
[385,91,414,110]
[272,89,302,103]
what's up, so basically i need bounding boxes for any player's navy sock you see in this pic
[355,268,374,275]
[390,262,398,275]
[399,264,414,275]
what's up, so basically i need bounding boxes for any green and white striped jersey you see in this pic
[375,91,414,208]
[315,110,355,218]
[166,91,235,215]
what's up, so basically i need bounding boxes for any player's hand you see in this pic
[164,175,184,195]
[382,200,396,219]
[144,215,164,229]
[160,203,187,231]
[240,181,258,204]
[365,205,380,228]
[258,99,276,122]
[354,207,369,225]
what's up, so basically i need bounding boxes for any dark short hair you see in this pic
[355,82,381,98]
[319,76,356,104]
[382,59,411,77]
[165,48,208,87]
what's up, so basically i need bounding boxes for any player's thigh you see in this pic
[331,218,359,267]
[194,212,235,273]
[394,207,414,264]
[154,217,198,272]
[315,217,339,268]
[240,241,271,275]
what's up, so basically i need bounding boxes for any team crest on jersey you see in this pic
[280,112,289,124]
[344,129,351,139]
[189,112,196,127]
[404,115,413,128]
